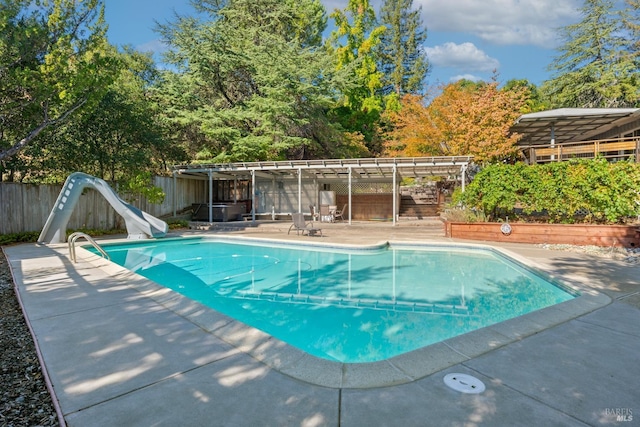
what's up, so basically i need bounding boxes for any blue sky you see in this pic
[103,0,604,89]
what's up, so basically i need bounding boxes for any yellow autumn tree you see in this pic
[384,80,528,162]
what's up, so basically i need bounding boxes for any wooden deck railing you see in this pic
[522,137,640,164]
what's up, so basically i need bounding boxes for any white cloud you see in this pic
[425,42,499,72]
[322,0,349,13]
[417,0,581,47]
[449,74,483,83]
[136,39,168,55]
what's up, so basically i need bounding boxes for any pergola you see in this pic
[171,156,473,226]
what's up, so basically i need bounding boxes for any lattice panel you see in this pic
[330,182,394,195]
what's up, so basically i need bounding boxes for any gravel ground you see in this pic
[0,249,59,427]
[0,241,638,427]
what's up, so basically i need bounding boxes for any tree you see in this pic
[384,79,528,162]
[28,48,187,183]
[542,0,639,108]
[327,0,387,155]
[0,0,117,166]
[623,0,640,71]
[156,0,343,162]
[376,0,430,97]
[502,79,551,113]
[327,0,386,112]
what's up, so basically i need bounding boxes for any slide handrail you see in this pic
[68,232,110,263]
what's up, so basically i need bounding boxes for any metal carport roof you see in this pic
[512,108,640,146]
[172,156,474,181]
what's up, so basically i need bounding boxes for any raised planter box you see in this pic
[444,221,640,248]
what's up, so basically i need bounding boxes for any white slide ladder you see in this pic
[38,172,168,244]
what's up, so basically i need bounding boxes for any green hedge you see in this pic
[457,158,640,224]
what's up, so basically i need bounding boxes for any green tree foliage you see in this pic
[502,79,551,113]
[457,159,640,223]
[0,0,117,166]
[328,0,386,111]
[156,0,345,162]
[542,0,639,108]
[376,0,430,97]
[623,0,640,67]
[327,0,387,155]
[22,48,186,183]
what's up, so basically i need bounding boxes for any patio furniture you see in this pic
[333,204,347,222]
[319,204,333,222]
[309,205,319,221]
[288,213,322,236]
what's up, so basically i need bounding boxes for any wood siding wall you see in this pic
[337,194,394,220]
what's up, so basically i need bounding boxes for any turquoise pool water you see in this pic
[93,238,575,363]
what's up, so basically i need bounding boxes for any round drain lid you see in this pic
[443,373,485,394]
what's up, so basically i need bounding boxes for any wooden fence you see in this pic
[0,176,206,235]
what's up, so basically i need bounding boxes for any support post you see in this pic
[271,176,276,220]
[348,167,352,225]
[172,171,177,218]
[550,123,556,161]
[251,170,256,223]
[298,168,302,213]
[392,164,397,226]
[208,170,213,223]
[461,164,467,192]
[234,176,238,203]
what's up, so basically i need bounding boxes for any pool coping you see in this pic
[76,235,611,389]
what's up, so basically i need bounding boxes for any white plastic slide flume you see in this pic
[38,172,169,244]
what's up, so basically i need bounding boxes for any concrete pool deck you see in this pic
[4,220,640,426]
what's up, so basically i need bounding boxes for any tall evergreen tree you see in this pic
[623,0,640,67]
[542,0,639,108]
[156,0,343,161]
[376,0,430,96]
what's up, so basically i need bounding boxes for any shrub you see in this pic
[456,158,640,224]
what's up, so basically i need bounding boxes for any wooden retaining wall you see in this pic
[444,221,640,248]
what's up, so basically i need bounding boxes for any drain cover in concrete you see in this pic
[443,373,485,394]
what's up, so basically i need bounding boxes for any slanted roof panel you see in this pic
[172,156,473,181]
[512,108,640,146]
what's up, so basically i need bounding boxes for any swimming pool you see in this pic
[90,237,576,363]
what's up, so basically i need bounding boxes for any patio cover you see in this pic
[512,108,640,146]
[171,156,473,225]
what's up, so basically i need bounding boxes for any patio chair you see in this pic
[333,204,347,222]
[288,213,322,236]
[319,204,333,222]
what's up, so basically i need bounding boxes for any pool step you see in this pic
[230,290,472,316]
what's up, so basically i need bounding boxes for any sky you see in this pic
[103,0,617,89]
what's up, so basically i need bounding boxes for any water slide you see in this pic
[38,172,169,244]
